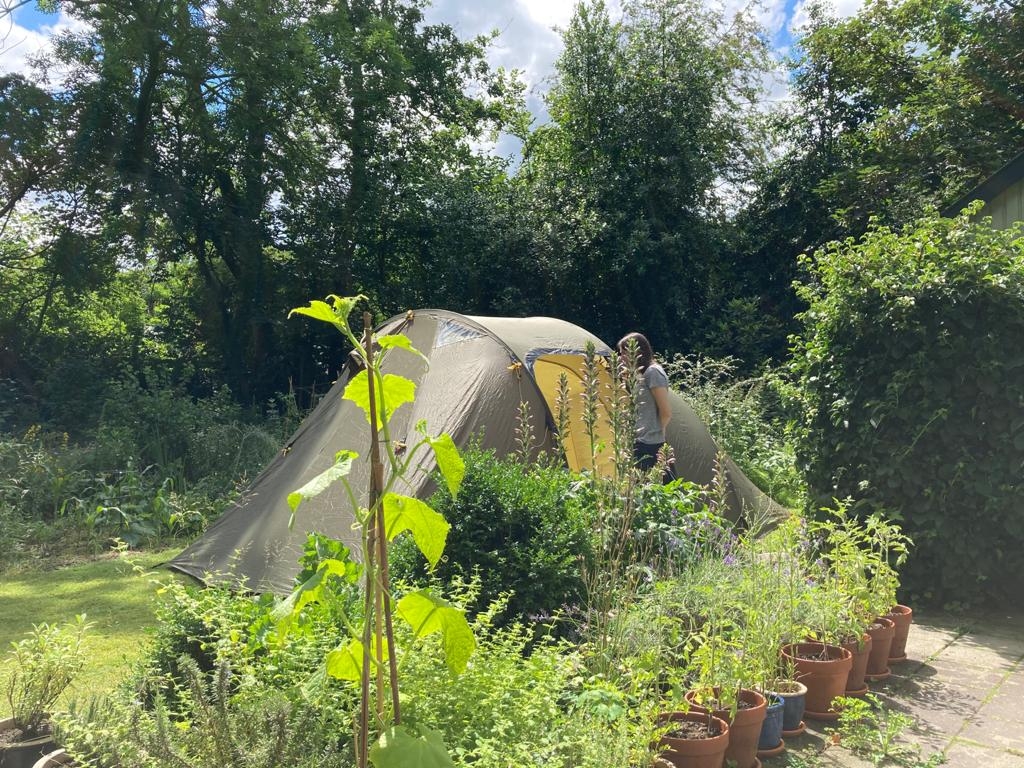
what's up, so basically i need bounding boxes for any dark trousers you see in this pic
[634,441,675,483]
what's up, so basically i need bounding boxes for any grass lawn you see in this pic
[0,547,184,716]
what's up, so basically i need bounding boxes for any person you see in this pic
[617,332,674,480]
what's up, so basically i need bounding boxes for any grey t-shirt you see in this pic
[635,362,669,444]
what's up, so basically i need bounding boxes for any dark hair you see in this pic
[617,332,654,372]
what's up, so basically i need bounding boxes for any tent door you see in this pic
[531,353,617,477]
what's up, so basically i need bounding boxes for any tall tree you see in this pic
[726,0,1024,363]
[520,0,770,354]
[2,0,519,407]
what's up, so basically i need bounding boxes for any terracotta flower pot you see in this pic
[780,643,852,721]
[865,617,895,681]
[842,632,872,696]
[886,604,913,662]
[658,711,730,768]
[685,688,765,768]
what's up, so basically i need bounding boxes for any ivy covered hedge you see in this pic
[791,209,1024,607]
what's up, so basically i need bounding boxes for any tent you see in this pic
[170,310,786,593]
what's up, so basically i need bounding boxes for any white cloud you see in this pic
[0,16,49,75]
[1,9,90,81]
[515,0,577,31]
[790,0,865,37]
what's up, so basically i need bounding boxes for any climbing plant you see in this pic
[277,294,471,768]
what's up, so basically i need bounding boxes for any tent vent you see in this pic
[435,319,486,348]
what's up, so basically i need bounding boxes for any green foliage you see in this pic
[398,591,653,767]
[791,210,1024,606]
[54,663,349,768]
[0,379,301,563]
[812,503,911,629]
[830,694,944,767]
[0,426,234,561]
[5,615,90,737]
[521,0,771,356]
[666,355,804,507]
[786,0,1024,233]
[392,448,593,628]
[282,294,471,768]
[1,0,523,409]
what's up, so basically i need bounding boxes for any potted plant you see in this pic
[684,630,766,768]
[886,603,914,662]
[657,710,730,768]
[769,679,807,737]
[756,693,785,759]
[2,617,89,768]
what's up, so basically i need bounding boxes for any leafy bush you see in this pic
[55,662,349,768]
[0,428,230,563]
[93,382,298,489]
[399,589,654,768]
[391,449,593,627]
[0,381,302,562]
[665,355,804,507]
[5,615,90,737]
[791,209,1024,606]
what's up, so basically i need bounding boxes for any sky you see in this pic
[1,0,866,159]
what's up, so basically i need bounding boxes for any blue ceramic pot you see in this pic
[758,693,785,750]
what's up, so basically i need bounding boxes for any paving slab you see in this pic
[944,739,1024,767]
[763,608,1024,768]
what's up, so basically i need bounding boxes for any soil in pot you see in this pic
[0,719,56,768]
[658,712,730,768]
[685,688,765,768]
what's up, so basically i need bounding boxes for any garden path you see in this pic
[769,607,1024,767]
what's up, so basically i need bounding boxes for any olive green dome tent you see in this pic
[170,309,786,593]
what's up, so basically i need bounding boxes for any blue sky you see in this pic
[1,0,864,158]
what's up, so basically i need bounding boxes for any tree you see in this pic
[725,0,1024,364]
[2,0,521,409]
[520,0,770,355]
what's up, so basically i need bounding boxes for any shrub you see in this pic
[791,209,1024,607]
[665,355,804,508]
[6,615,90,737]
[54,663,349,768]
[399,590,653,768]
[391,448,593,627]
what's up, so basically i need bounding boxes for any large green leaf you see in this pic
[343,371,416,430]
[382,494,449,568]
[425,432,464,497]
[377,333,427,363]
[396,590,475,674]
[369,725,455,768]
[287,450,357,524]
[271,556,359,634]
[288,294,365,333]
[325,638,390,682]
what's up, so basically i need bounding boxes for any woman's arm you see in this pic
[651,385,672,432]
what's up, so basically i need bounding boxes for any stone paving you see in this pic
[766,608,1024,767]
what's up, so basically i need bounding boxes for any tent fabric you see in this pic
[169,309,786,594]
